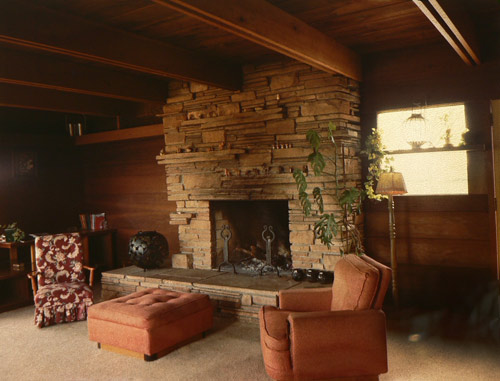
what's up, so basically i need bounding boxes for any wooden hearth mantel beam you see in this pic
[0,0,241,90]
[0,48,169,104]
[0,82,140,117]
[151,0,362,81]
[413,0,480,65]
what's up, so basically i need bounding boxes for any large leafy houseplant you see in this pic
[293,122,364,254]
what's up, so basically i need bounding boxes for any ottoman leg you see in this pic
[144,354,157,362]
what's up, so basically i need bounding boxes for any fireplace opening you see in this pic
[211,200,292,275]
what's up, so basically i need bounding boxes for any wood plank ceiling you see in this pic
[0,0,499,132]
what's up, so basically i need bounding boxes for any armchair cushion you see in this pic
[34,282,93,328]
[279,287,332,312]
[288,309,388,379]
[331,254,380,311]
[36,233,85,286]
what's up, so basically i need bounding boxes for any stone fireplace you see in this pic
[212,200,291,274]
[157,60,361,271]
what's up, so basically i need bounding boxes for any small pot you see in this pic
[4,228,16,242]
[317,270,334,284]
[291,268,305,281]
[306,269,319,282]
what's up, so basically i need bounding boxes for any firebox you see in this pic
[211,200,291,274]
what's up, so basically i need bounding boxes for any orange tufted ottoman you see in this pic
[87,288,213,361]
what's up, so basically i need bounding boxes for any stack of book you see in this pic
[79,213,107,230]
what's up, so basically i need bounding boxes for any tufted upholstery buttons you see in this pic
[88,287,214,359]
[88,288,211,330]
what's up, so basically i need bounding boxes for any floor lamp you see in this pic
[376,171,407,307]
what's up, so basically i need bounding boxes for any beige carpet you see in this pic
[2,306,500,380]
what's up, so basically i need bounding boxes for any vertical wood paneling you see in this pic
[79,137,179,266]
[0,139,82,235]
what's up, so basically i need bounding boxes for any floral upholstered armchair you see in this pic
[28,233,95,328]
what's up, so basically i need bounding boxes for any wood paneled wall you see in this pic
[0,135,82,235]
[79,137,179,266]
[361,42,498,306]
[365,195,491,269]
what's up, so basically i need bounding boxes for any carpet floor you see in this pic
[2,306,500,380]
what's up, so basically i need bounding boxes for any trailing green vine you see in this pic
[361,127,392,200]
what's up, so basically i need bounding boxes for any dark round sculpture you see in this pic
[129,231,169,270]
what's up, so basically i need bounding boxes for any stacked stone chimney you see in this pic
[157,60,361,271]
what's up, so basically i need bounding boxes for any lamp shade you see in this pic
[376,172,408,195]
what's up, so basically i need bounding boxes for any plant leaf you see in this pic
[314,213,339,248]
[308,151,325,176]
[293,169,307,193]
[306,129,321,151]
[299,191,312,216]
[312,187,324,213]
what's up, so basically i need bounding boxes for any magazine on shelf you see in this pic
[91,213,107,230]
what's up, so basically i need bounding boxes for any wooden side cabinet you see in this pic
[0,240,35,312]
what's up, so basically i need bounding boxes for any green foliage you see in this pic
[306,129,322,150]
[312,187,324,213]
[306,130,326,175]
[339,188,362,214]
[293,123,365,253]
[314,213,338,248]
[1,222,26,242]
[293,169,312,216]
[361,128,391,201]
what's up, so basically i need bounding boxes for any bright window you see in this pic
[377,104,468,195]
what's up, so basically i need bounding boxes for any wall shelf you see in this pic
[388,144,485,155]
[74,124,163,146]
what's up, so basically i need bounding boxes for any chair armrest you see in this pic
[279,287,332,311]
[288,309,388,379]
[27,271,40,296]
[83,265,96,287]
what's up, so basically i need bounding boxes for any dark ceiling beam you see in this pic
[0,0,241,90]
[151,0,362,81]
[0,48,169,104]
[0,83,141,117]
[413,0,480,65]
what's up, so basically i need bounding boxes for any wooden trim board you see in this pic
[74,124,163,146]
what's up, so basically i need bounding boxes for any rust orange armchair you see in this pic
[259,254,391,380]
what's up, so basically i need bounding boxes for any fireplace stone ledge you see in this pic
[101,266,329,321]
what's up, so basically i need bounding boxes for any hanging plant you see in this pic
[361,128,392,200]
[293,122,364,254]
